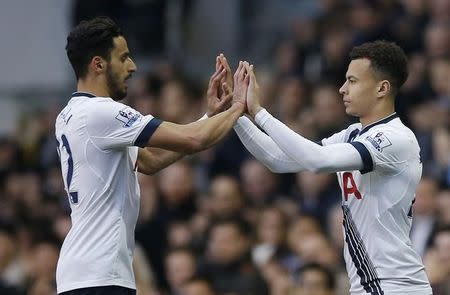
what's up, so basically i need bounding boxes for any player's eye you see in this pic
[121,54,130,62]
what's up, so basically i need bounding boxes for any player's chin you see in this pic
[344,107,357,117]
[121,83,129,94]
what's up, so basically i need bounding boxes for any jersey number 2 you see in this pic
[60,134,78,204]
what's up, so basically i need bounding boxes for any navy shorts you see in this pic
[59,286,136,295]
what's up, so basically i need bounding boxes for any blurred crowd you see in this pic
[1,0,449,294]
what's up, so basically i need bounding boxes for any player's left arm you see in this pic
[137,147,184,175]
[137,54,234,175]
[246,64,364,173]
[255,109,364,173]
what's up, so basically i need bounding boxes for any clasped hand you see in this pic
[206,54,262,118]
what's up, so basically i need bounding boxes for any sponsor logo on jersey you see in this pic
[115,107,142,127]
[365,132,392,152]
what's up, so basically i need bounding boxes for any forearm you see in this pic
[234,116,301,173]
[137,148,184,175]
[255,109,363,173]
[190,102,245,151]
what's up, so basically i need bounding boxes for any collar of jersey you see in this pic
[72,92,96,98]
[359,112,398,135]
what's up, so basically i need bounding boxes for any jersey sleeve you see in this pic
[87,100,162,150]
[321,123,361,146]
[321,129,348,146]
[351,128,411,174]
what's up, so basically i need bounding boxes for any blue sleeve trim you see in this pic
[134,118,163,147]
[350,141,374,174]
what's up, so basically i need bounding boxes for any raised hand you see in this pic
[206,62,233,117]
[246,64,262,118]
[217,53,233,93]
[233,61,250,109]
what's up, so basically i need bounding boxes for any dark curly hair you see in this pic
[66,16,122,80]
[350,40,408,95]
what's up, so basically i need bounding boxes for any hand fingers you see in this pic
[248,64,255,85]
[239,61,248,80]
[216,55,221,71]
[212,68,227,88]
[218,87,233,108]
[219,54,231,71]
[234,61,243,82]
[210,65,224,84]
[244,69,250,85]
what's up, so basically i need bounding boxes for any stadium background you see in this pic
[0,0,449,294]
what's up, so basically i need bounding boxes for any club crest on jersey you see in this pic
[115,107,141,127]
[365,132,392,152]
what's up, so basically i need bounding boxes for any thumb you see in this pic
[222,82,232,96]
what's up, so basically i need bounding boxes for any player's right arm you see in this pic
[238,64,365,174]
[144,61,248,154]
[136,59,238,175]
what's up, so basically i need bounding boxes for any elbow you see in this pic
[262,155,291,173]
[266,164,285,173]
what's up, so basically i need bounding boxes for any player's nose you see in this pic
[129,59,137,73]
[339,82,347,95]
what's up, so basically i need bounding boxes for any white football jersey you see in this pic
[55,92,161,294]
[322,113,432,295]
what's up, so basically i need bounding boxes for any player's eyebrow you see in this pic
[346,75,358,80]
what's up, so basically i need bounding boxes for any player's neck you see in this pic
[77,77,110,98]
[360,106,395,128]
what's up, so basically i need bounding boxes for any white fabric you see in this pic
[55,94,155,293]
[234,116,300,173]
[236,109,432,294]
[235,110,363,173]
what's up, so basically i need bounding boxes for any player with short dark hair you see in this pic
[56,17,248,295]
[226,40,432,294]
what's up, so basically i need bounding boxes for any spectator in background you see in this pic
[275,77,308,127]
[424,21,450,59]
[311,83,350,139]
[296,263,336,295]
[240,159,280,208]
[436,190,450,226]
[424,226,450,294]
[199,219,269,295]
[0,221,25,295]
[207,174,244,220]
[159,80,198,124]
[283,215,322,273]
[410,177,440,256]
[165,248,197,295]
[293,171,340,225]
[181,276,216,295]
[25,237,60,295]
[259,258,293,295]
[252,207,288,266]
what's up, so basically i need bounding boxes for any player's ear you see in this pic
[91,56,105,73]
[377,80,391,98]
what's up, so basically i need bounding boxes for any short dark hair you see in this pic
[350,40,408,95]
[66,16,122,80]
[297,263,336,290]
